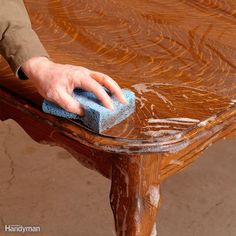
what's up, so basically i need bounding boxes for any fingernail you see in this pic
[79,108,85,116]
[120,96,127,104]
[122,99,127,104]
[110,104,115,112]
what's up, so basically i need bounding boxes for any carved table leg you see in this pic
[110,153,161,236]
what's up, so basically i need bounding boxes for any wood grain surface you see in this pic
[0,0,235,153]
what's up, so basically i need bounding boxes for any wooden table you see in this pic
[0,0,235,235]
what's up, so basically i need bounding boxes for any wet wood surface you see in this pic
[0,0,236,235]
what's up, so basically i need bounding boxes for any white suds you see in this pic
[147,186,160,208]
[150,223,158,236]
[136,96,148,109]
[132,83,173,106]
[147,117,199,126]
[198,115,216,127]
[169,159,183,166]
[175,132,182,139]
[143,130,178,137]
[167,117,200,122]
[143,125,170,129]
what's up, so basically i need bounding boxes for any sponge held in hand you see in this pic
[42,88,136,133]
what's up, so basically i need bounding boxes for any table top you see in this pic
[0,0,235,153]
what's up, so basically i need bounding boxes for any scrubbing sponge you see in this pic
[42,88,136,133]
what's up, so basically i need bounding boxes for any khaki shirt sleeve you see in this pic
[0,0,49,76]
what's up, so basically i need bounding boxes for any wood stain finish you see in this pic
[0,0,235,235]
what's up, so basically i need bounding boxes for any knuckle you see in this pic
[102,74,114,85]
[102,75,109,83]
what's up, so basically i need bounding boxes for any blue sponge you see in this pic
[42,88,136,133]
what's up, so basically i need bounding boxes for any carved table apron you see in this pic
[0,0,236,235]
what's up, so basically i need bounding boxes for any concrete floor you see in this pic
[0,119,235,236]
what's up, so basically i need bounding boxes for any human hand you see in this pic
[21,57,127,116]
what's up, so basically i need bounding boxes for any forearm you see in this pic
[0,0,48,75]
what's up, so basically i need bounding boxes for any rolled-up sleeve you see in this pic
[0,0,49,76]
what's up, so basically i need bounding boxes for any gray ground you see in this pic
[0,119,235,236]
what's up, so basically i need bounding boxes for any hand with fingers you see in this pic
[21,57,127,116]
